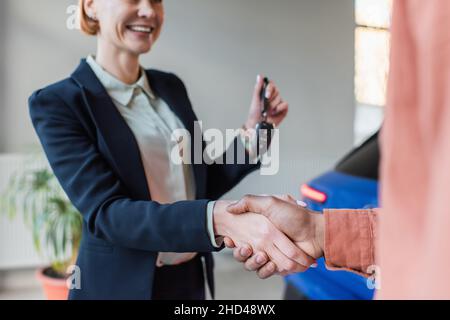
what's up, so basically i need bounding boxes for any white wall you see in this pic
[0,0,355,198]
[0,1,7,152]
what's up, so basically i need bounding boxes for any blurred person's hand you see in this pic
[245,75,289,130]
[213,200,316,274]
[223,195,325,279]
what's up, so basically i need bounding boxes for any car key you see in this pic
[255,77,274,155]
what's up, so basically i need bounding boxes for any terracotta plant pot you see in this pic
[36,268,69,300]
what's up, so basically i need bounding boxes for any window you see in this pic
[354,0,392,145]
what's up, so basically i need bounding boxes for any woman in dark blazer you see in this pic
[28,0,312,300]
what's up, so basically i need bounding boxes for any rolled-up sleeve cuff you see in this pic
[324,209,379,277]
[207,201,224,248]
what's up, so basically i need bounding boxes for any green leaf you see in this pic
[1,153,82,268]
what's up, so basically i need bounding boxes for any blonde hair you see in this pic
[79,0,99,35]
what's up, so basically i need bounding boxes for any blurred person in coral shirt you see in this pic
[225,0,450,299]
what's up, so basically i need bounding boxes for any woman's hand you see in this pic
[223,195,324,279]
[213,200,316,274]
[245,75,289,130]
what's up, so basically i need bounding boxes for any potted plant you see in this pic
[0,154,82,300]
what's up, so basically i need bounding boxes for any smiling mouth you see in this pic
[126,25,155,34]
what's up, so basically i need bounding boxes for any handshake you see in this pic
[213,195,325,279]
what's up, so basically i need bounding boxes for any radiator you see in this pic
[0,154,47,270]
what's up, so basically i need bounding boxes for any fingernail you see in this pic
[240,247,249,257]
[265,90,271,99]
[311,263,318,268]
[256,255,265,264]
[296,200,307,208]
[256,75,261,83]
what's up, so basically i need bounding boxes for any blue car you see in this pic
[284,132,380,300]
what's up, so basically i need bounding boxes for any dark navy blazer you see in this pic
[28,59,259,300]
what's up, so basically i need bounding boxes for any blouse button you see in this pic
[134,87,142,96]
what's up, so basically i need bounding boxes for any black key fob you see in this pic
[256,78,274,155]
[256,120,274,155]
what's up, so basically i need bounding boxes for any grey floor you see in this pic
[0,250,284,300]
[215,250,284,300]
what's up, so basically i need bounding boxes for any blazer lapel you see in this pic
[71,59,151,201]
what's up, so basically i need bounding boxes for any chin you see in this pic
[125,43,153,56]
[135,46,152,55]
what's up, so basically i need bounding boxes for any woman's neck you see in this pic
[95,41,141,85]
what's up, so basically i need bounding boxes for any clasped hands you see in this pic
[213,195,325,279]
